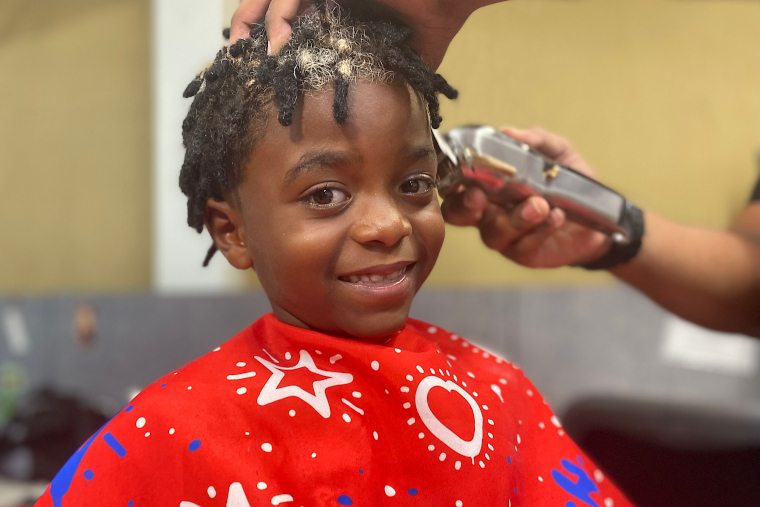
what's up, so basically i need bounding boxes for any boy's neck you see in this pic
[272,307,400,345]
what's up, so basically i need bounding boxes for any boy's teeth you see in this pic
[342,266,409,285]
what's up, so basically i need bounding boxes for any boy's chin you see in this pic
[313,305,412,344]
[272,304,411,344]
[339,310,410,344]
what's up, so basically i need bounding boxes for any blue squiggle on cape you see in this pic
[103,432,127,458]
[47,407,128,507]
[48,426,105,507]
[551,457,600,507]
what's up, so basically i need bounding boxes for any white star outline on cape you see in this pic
[255,349,353,418]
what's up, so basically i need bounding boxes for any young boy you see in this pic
[36,3,631,506]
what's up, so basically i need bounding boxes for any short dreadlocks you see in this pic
[179,0,458,265]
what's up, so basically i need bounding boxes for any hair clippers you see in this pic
[433,125,642,245]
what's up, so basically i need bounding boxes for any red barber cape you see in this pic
[37,314,631,507]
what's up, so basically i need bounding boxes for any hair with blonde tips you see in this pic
[180,0,458,265]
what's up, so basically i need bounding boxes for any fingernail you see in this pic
[266,41,272,55]
[521,200,541,221]
[548,208,562,226]
[463,188,477,210]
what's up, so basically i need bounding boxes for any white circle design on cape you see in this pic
[415,376,483,458]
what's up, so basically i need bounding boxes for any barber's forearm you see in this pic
[610,212,760,337]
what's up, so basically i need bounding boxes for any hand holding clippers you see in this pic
[433,125,643,249]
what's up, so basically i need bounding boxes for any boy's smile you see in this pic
[206,81,445,342]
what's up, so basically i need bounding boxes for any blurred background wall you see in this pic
[437,0,760,285]
[2,3,760,503]
[0,0,151,294]
[1,0,759,294]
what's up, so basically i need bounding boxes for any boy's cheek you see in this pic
[258,230,332,285]
[421,206,446,257]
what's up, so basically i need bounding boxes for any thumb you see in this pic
[264,0,301,55]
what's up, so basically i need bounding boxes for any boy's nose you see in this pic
[350,195,412,247]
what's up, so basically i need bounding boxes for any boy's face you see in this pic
[209,81,445,342]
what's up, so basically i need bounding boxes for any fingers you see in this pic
[229,0,302,53]
[441,187,552,252]
[458,193,550,252]
[440,186,488,226]
[442,188,607,267]
[264,0,302,55]
[501,208,566,265]
[478,196,551,252]
[230,0,271,45]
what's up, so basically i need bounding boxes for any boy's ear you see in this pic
[204,198,254,270]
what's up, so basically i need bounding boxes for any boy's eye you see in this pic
[400,176,435,195]
[305,186,350,207]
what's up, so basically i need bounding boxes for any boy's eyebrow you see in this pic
[284,145,436,186]
[285,151,353,186]
[409,145,436,160]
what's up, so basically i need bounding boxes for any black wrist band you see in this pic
[581,202,645,271]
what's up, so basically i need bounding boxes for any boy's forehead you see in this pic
[236,81,434,192]
[264,81,431,146]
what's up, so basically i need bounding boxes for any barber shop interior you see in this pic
[1,0,759,505]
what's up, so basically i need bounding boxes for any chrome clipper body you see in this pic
[434,125,639,244]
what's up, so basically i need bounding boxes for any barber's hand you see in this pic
[440,127,612,268]
[230,0,504,69]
